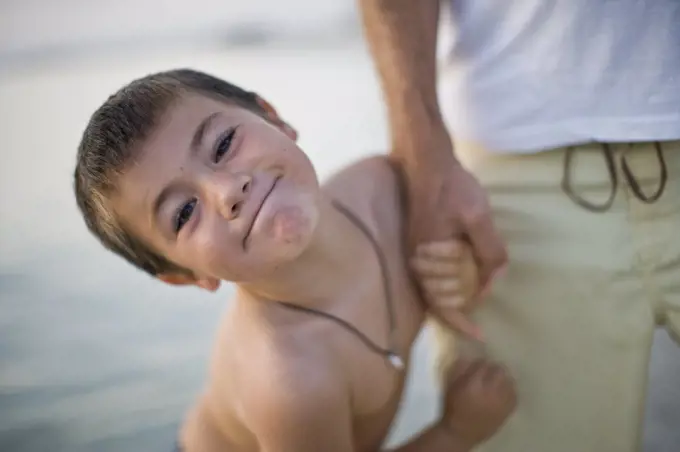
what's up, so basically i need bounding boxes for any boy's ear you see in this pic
[157,273,221,292]
[254,95,298,141]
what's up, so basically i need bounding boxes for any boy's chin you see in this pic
[241,201,318,276]
[261,202,318,254]
[269,202,316,244]
[264,228,315,263]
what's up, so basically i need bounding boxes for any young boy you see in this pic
[74,69,515,452]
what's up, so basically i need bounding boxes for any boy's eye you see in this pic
[213,127,237,163]
[174,198,197,233]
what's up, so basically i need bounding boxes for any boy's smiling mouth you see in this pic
[242,175,281,250]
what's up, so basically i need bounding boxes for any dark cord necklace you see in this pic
[277,199,404,371]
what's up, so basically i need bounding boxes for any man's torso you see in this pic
[439,0,680,152]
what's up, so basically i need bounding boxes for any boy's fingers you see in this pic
[482,363,505,386]
[498,367,515,388]
[464,218,508,294]
[448,357,485,389]
[422,278,460,295]
[447,357,475,383]
[410,257,459,276]
[416,240,463,259]
[434,295,466,308]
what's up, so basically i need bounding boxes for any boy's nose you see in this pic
[212,173,252,220]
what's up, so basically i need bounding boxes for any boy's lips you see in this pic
[242,176,281,249]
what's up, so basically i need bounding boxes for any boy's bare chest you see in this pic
[326,231,423,451]
[323,172,425,426]
[341,265,422,452]
[221,255,423,452]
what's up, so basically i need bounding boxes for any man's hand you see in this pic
[403,133,508,299]
[410,239,484,340]
[357,0,507,309]
[440,358,517,448]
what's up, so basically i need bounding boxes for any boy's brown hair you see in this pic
[74,69,266,276]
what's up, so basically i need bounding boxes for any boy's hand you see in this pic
[410,239,484,340]
[440,358,517,448]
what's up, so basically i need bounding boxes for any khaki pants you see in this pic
[431,141,680,452]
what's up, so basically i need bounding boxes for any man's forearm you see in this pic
[358,0,455,168]
[384,421,474,452]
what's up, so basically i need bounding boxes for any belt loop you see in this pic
[620,141,668,204]
[562,143,618,212]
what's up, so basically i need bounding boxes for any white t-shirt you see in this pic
[438,0,680,153]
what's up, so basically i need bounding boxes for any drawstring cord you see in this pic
[562,142,668,211]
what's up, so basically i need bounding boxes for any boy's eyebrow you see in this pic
[191,111,221,152]
[151,111,221,223]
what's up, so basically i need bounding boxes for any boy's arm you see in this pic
[180,395,230,452]
[245,360,474,452]
[253,387,473,452]
[181,356,513,452]
[389,423,474,452]
[248,363,355,452]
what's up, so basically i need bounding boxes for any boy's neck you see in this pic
[238,197,376,309]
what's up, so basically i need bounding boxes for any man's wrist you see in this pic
[390,123,460,174]
[388,94,451,149]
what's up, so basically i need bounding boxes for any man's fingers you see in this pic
[463,212,508,292]
[438,309,485,342]
[480,264,508,298]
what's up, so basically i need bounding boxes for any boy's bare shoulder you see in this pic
[230,322,355,452]
[182,296,351,450]
[206,297,349,427]
[323,155,405,214]
[238,341,347,425]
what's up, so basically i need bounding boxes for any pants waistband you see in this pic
[456,141,680,211]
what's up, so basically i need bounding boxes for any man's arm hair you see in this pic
[358,0,455,169]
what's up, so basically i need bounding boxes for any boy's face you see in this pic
[111,93,320,287]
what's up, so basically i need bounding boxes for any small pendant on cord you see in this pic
[387,352,404,371]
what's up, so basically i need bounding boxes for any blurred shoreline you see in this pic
[0,25,364,76]
[0,0,362,75]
